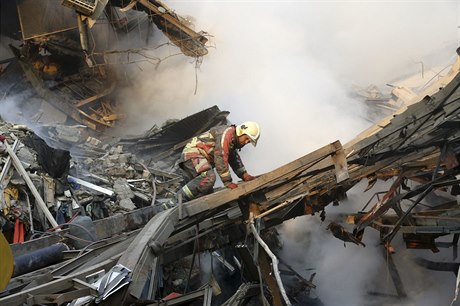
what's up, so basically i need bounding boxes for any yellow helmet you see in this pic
[236,121,260,146]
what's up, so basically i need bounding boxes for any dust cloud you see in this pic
[113,1,460,305]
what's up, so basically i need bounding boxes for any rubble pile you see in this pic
[0,118,185,248]
[0,103,231,249]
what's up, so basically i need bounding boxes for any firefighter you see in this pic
[177,121,260,201]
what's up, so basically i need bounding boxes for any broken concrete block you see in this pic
[16,146,39,169]
[111,145,123,155]
[55,125,82,143]
[119,198,137,211]
[125,166,135,179]
[106,166,128,177]
[117,154,132,164]
[142,170,151,179]
[113,178,135,200]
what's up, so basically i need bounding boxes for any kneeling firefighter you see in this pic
[177,121,260,201]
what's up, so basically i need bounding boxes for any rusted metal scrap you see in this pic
[326,221,366,247]
[120,0,209,57]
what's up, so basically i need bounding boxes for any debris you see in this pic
[326,221,366,247]
[0,42,460,306]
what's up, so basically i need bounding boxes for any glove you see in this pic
[0,135,6,142]
[226,183,238,189]
[242,172,256,182]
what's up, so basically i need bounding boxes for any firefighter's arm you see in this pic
[229,151,256,182]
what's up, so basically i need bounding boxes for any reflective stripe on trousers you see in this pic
[180,170,216,201]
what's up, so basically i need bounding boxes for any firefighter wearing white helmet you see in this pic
[177,121,260,201]
[236,121,260,146]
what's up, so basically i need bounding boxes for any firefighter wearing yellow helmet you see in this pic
[178,121,260,201]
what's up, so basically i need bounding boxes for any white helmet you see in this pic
[236,121,260,146]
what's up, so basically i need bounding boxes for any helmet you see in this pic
[236,121,260,146]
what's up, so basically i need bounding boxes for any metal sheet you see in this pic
[17,0,78,40]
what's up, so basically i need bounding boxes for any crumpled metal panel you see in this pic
[16,0,77,40]
[61,0,97,16]
[123,105,230,159]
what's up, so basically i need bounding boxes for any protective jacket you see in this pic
[180,125,247,186]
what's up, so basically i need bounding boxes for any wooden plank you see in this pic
[75,83,115,108]
[258,249,283,306]
[184,141,343,216]
[264,176,311,202]
[264,146,347,204]
[332,146,349,183]
[263,155,339,202]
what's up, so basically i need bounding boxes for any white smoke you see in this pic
[277,179,459,305]
[127,2,459,305]
[115,1,460,172]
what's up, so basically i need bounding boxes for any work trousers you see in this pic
[179,159,216,201]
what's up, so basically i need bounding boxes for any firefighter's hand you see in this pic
[242,172,256,182]
[226,183,238,189]
[0,135,6,142]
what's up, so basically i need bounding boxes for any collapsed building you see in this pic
[1,1,460,306]
[0,48,459,305]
